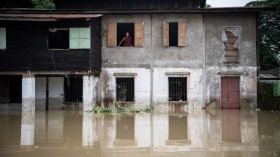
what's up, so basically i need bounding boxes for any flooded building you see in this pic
[0,0,263,111]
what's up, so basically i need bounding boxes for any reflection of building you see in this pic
[1,109,261,156]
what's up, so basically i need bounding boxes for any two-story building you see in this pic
[0,0,263,111]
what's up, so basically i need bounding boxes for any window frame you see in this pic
[115,76,135,103]
[48,27,91,50]
[0,27,6,50]
[107,22,144,48]
[163,21,187,47]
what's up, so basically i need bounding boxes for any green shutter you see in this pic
[69,27,90,49]
[0,28,6,49]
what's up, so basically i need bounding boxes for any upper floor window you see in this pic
[107,22,144,47]
[0,27,6,49]
[163,21,187,47]
[48,27,90,49]
[221,26,241,64]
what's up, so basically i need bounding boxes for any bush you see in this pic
[258,82,280,110]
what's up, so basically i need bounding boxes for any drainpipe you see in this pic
[202,13,207,109]
[150,14,154,108]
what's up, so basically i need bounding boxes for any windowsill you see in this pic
[169,101,188,104]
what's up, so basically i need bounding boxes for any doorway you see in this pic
[221,77,240,109]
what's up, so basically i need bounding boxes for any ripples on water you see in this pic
[0,109,279,157]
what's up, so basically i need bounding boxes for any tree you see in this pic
[31,0,55,9]
[246,0,280,70]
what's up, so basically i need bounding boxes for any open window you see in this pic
[107,22,144,47]
[0,27,6,49]
[221,26,241,63]
[48,27,90,49]
[116,77,134,102]
[163,21,187,47]
[168,77,187,101]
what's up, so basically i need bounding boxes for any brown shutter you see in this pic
[163,21,169,47]
[178,21,187,47]
[107,22,117,47]
[134,22,144,47]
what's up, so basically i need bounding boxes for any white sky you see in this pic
[206,0,253,7]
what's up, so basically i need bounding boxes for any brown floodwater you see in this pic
[0,109,279,157]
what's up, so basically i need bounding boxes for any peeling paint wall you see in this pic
[205,13,257,109]
[101,14,205,109]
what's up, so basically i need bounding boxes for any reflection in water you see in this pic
[0,109,280,157]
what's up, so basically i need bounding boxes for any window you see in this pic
[168,77,187,101]
[48,27,90,49]
[221,26,241,63]
[116,78,134,102]
[48,28,69,49]
[0,27,6,49]
[64,77,82,102]
[69,28,90,49]
[163,21,187,47]
[107,22,144,47]
[117,23,134,47]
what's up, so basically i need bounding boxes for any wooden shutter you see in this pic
[134,22,144,47]
[163,21,169,47]
[178,22,187,47]
[0,27,6,49]
[107,22,117,47]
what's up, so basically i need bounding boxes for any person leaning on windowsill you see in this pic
[118,32,132,47]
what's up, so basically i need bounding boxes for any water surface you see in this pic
[0,109,279,157]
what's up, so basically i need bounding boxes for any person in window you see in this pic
[118,32,132,47]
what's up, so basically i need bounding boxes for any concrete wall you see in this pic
[101,14,205,109]
[35,77,46,110]
[99,68,151,108]
[204,13,257,109]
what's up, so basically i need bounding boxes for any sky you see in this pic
[206,0,253,7]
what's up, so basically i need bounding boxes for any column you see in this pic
[22,74,35,112]
[20,111,35,151]
[83,75,97,111]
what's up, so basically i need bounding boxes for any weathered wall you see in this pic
[99,68,151,108]
[35,77,46,110]
[101,14,205,109]
[102,15,152,68]
[48,77,64,109]
[152,14,204,68]
[205,13,257,109]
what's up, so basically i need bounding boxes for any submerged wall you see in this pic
[204,13,257,109]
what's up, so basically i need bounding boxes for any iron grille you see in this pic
[168,77,187,101]
[116,78,134,102]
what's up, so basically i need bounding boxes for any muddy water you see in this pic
[0,109,279,157]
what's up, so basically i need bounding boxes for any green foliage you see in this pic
[273,80,280,96]
[31,0,55,9]
[92,101,151,114]
[258,82,280,110]
[246,0,280,70]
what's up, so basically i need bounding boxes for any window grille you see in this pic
[116,78,134,102]
[168,77,187,101]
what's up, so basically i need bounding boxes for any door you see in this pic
[221,77,240,109]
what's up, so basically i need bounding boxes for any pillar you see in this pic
[22,74,35,112]
[83,75,97,111]
[20,111,35,151]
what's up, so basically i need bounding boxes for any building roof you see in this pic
[259,68,280,80]
[0,13,102,21]
[0,7,274,21]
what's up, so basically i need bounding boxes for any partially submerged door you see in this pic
[221,77,240,109]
